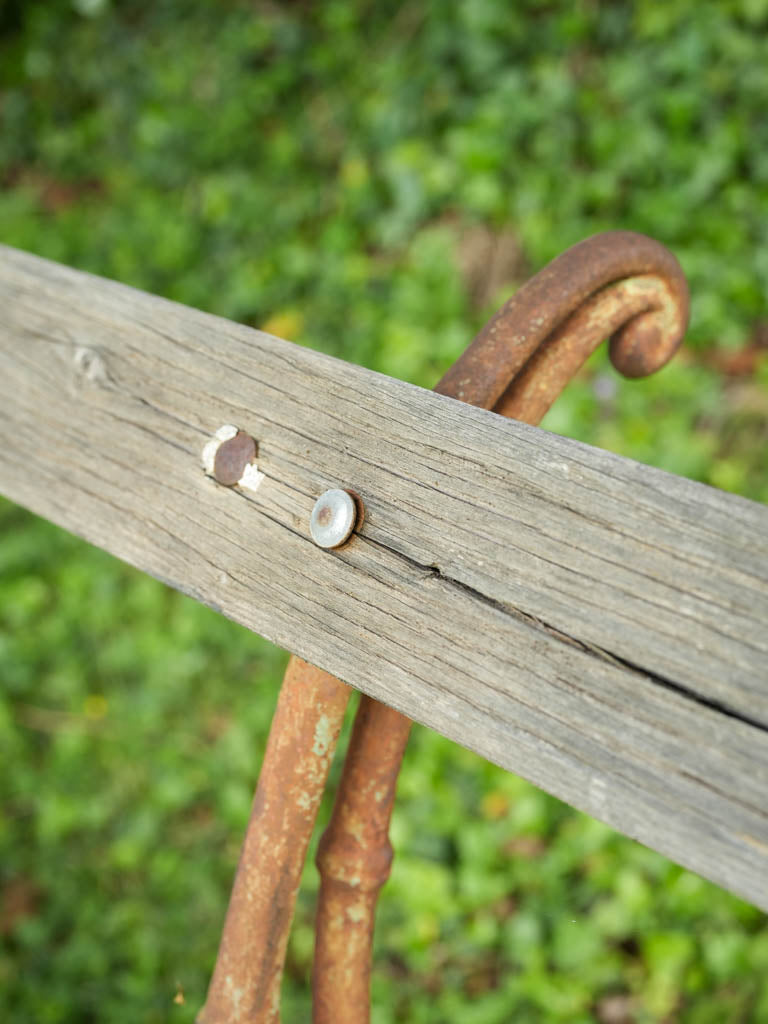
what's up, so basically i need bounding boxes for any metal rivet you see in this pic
[310,489,360,549]
[202,425,263,491]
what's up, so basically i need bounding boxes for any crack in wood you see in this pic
[369,537,768,736]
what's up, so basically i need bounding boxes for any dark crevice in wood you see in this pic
[348,452,767,642]
[592,647,768,737]
[373,538,768,736]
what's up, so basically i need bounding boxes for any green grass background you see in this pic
[1,1,767,1021]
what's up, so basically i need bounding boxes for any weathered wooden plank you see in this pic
[1,243,767,910]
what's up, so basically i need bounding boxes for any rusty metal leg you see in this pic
[199,656,351,1024]
[312,231,690,1022]
[312,702,411,1023]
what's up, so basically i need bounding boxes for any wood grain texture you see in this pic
[1,243,767,910]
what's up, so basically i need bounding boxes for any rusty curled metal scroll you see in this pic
[436,229,689,415]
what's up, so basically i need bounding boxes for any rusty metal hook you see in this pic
[436,230,689,412]
[311,230,689,1024]
[495,272,686,423]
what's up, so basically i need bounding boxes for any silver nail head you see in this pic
[310,489,358,549]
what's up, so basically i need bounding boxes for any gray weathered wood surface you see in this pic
[1,243,767,910]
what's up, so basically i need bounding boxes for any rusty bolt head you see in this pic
[310,489,360,549]
[202,425,261,489]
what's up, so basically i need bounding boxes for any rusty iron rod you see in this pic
[312,702,412,1022]
[311,231,690,1023]
[198,656,351,1024]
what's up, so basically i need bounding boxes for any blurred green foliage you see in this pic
[1,1,767,1021]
